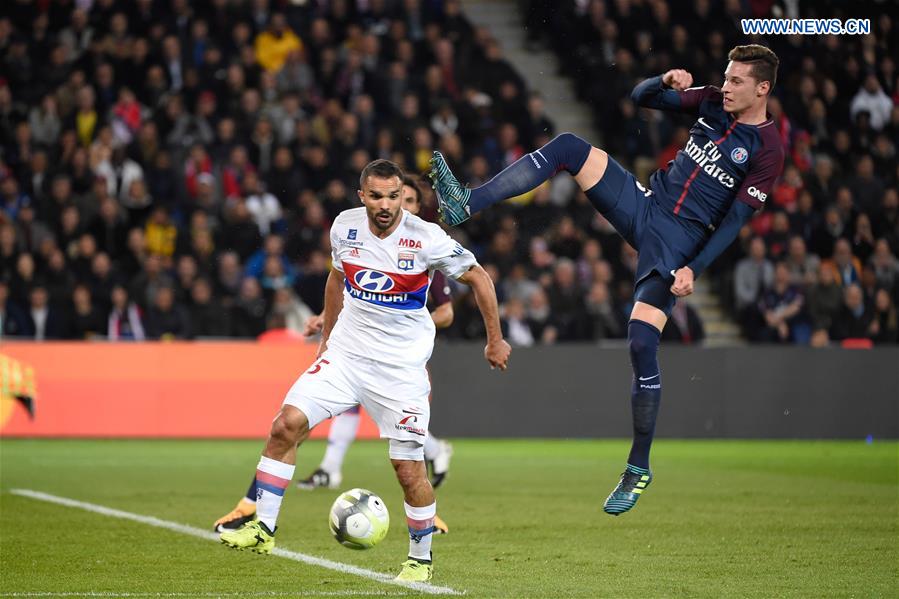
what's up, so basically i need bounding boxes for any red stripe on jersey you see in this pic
[673,165,702,215]
[342,261,429,293]
[715,118,739,145]
[674,118,741,215]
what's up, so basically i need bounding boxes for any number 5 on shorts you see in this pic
[307,359,330,375]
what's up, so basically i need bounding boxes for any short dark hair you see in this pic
[402,175,423,205]
[728,44,779,91]
[359,159,404,189]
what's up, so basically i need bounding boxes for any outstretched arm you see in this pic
[631,70,716,115]
[456,265,511,370]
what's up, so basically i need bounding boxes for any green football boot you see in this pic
[603,465,652,515]
[428,151,471,226]
[220,519,275,554]
[395,556,434,582]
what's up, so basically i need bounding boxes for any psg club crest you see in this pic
[397,252,415,271]
[347,229,357,240]
[730,147,749,164]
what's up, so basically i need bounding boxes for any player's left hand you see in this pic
[485,339,511,371]
[670,267,695,297]
[303,313,324,337]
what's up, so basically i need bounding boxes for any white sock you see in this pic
[404,501,437,561]
[255,456,295,532]
[423,433,441,462]
[320,411,360,475]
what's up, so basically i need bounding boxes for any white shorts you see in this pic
[283,349,430,448]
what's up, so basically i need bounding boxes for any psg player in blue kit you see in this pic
[429,44,784,515]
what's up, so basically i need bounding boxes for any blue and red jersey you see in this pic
[631,75,785,229]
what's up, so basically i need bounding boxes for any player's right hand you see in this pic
[303,313,324,337]
[485,339,511,371]
[662,69,693,91]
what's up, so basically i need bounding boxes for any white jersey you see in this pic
[328,207,477,368]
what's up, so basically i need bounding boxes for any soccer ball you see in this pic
[328,488,390,549]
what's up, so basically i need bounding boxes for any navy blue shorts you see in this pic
[586,156,709,315]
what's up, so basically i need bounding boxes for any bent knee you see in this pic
[270,407,309,442]
[574,147,609,189]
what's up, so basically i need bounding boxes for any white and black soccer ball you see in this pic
[328,488,390,549]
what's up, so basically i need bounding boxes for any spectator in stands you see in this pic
[0,279,29,337]
[174,254,199,305]
[144,205,177,262]
[43,247,74,307]
[145,285,190,340]
[526,287,556,344]
[69,283,104,340]
[23,285,66,340]
[189,277,232,338]
[869,239,899,293]
[847,155,886,216]
[254,13,302,73]
[546,258,587,341]
[850,213,876,265]
[830,284,873,341]
[661,302,706,347]
[107,284,145,341]
[785,235,820,290]
[759,262,809,344]
[501,297,535,347]
[215,250,243,304]
[585,281,625,340]
[95,147,144,205]
[243,170,283,236]
[269,287,313,335]
[850,74,894,131]
[734,237,774,337]
[870,288,899,344]
[808,262,844,334]
[824,238,863,287]
[232,276,268,338]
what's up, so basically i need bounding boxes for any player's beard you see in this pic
[369,207,400,232]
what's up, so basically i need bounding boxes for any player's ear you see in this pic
[757,80,770,97]
[357,189,364,204]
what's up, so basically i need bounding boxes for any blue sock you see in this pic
[246,477,258,502]
[626,319,662,470]
[468,133,591,214]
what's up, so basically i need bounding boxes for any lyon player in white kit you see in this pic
[220,160,511,582]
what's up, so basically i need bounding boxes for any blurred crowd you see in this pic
[515,0,899,345]
[0,0,896,345]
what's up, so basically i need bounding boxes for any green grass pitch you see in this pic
[1,439,896,598]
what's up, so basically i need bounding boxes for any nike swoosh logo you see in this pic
[697,117,714,130]
[638,374,659,381]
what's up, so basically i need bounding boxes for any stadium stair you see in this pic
[462,0,598,140]
[687,278,743,346]
[461,0,743,347]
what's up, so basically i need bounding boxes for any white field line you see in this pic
[0,594,412,597]
[0,594,414,597]
[9,489,462,596]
